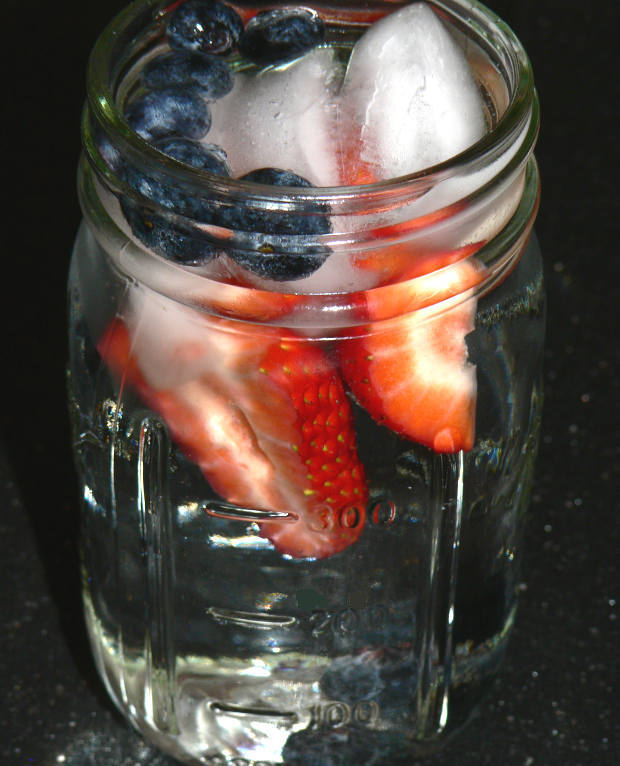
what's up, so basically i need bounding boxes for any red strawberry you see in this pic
[338,134,378,187]
[337,258,485,453]
[337,146,481,288]
[335,134,484,452]
[321,7,390,25]
[98,316,367,559]
[200,276,303,322]
[353,237,481,290]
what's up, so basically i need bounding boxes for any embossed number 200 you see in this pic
[309,605,388,638]
[204,756,279,766]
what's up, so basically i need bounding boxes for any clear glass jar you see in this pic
[68,1,542,763]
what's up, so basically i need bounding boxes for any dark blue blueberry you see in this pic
[376,646,417,715]
[124,86,211,142]
[241,167,313,190]
[240,8,325,66]
[142,51,234,100]
[121,198,217,265]
[122,138,230,228]
[167,0,244,56]
[123,164,187,212]
[227,168,331,237]
[283,728,393,766]
[156,137,231,222]
[320,654,383,703]
[155,136,231,176]
[319,646,417,717]
[219,167,331,280]
[226,233,329,281]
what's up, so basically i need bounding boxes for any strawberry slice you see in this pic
[337,142,481,287]
[98,316,367,559]
[338,133,378,187]
[200,275,303,322]
[337,258,484,453]
[232,5,390,28]
[336,126,483,451]
[353,236,481,289]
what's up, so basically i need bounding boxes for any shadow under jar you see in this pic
[68,1,543,763]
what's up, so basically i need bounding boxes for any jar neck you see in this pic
[80,0,539,307]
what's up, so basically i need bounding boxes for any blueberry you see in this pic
[240,8,325,66]
[142,51,234,100]
[320,654,383,703]
[155,136,231,176]
[156,137,231,222]
[282,728,393,766]
[167,0,244,56]
[123,164,186,212]
[219,167,331,280]
[121,198,217,265]
[228,168,331,236]
[226,233,329,281]
[376,646,417,715]
[319,646,417,719]
[241,167,313,191]
[122,138,230,230]
[120,138,231,262]
[124,86,211,142]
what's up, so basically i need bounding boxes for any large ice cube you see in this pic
[339,3,486,180]
[207,47,341,186]
[384,113,531,251]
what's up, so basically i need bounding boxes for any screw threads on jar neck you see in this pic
[79,0,539,310]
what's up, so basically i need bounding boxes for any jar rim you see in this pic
[85,0,538,208]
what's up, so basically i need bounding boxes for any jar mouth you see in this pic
[85,0,538,211]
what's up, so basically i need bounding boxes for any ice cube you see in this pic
[207,47,341,186]
[339,3,486,180]
[391,114,531,250]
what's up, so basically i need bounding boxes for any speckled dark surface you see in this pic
[2,0,618,764]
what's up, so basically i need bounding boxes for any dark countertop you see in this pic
[2,0,618,764]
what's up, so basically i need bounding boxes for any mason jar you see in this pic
[68,1,543,763]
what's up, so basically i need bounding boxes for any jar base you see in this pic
[84,596,515,765]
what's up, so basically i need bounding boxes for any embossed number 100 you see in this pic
[309,700,379,728]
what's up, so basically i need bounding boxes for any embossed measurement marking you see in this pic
[309,700,380,729]
[202,497,409,529]
[204,756,284,766]
[207,607,297,629]
[202,500,298,524]
[309,604,390,638]
[207,603,403,639]
[371,499,397,526]
[210,701,298,722]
